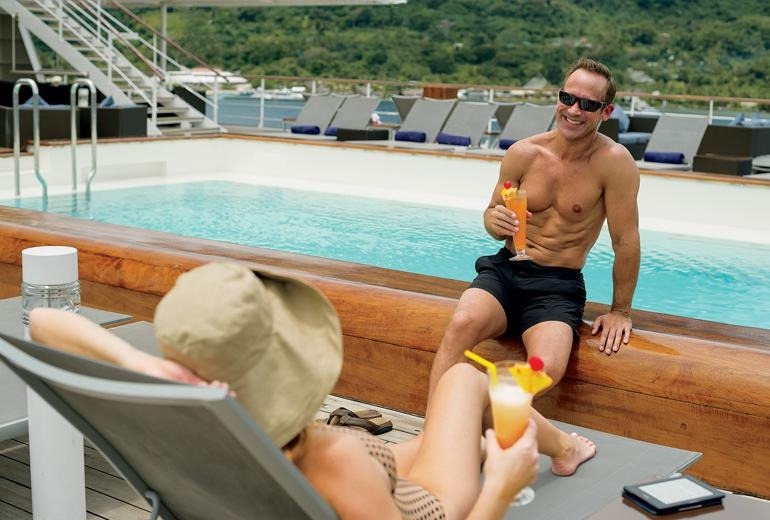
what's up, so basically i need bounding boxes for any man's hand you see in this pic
[487,204,531,240]
[591,310,632,355]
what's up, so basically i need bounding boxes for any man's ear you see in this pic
[602,103,615,122]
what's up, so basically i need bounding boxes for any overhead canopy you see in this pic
[115,0,405,6]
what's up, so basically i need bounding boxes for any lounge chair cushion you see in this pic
[291,124,321,135]
[436,132,471,147]
[499,138,516,150]
[643,151,685,164]
[395,130,427,143]
[618,131,652,145]
[324,126,339,137]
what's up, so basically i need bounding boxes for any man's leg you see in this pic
[522,321,595,475]
[521,320,574,387]
[428,288,507,398]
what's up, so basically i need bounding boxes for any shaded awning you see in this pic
[116,1,406,7]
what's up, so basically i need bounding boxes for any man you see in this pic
[429,57,640,396]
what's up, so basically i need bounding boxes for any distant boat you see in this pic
[234,86,307,100]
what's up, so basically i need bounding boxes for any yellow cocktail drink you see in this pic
[490,381,532,448]
[489,361,533,448]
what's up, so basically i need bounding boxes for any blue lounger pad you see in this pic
[323,126,338,137]
[291,125,321,135]
[436,132,471,146]
[394,130,427,143]
[499,138,516,150]
[643,151,685,164]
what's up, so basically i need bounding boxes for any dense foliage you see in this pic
[139,0,770,97]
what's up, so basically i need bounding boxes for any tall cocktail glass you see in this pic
[489,361,536,506]
[504,189,531,261]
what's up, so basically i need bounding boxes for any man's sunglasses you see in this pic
[558,90,608,112]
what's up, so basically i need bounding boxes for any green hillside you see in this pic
[140,0,770,97]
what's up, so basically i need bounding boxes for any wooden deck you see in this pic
[0,395,422,519]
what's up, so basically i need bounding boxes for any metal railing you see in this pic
[12,78,45,206]
[70,78,97,200]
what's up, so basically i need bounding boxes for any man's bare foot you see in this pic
[551,432,596,476]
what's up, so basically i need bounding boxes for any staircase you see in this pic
[0,0,225,136]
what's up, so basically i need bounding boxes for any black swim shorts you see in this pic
[469,247,586,337]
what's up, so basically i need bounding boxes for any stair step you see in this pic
[154,116,206,126]
[159,126,224,136]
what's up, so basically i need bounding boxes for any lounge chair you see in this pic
[0,333,337,520]
[636,114,710,171]
[434,101,498,148]
[287,94,346,136]
[324,95,382,137]
[347,97,456,149]
[469,103,555,156]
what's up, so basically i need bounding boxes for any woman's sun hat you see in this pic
[153,262,342,447]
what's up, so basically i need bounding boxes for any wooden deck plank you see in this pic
[0,501,30,520]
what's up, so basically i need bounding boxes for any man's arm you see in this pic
[592,147,641,355]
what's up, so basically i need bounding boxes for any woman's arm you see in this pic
[467,422,539,520]
[28,308,205,384]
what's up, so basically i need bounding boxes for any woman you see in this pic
[29,262,584,519]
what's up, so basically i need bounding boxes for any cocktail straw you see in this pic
[463,350,497,386]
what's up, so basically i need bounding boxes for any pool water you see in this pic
[6,181,770,330]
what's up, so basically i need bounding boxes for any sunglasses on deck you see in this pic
[558,90,608,112]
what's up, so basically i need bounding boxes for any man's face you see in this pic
[555,68,614,140]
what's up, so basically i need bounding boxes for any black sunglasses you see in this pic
[558,90,608,112]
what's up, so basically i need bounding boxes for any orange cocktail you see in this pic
[504,190,528,257]
[489,361,533,448]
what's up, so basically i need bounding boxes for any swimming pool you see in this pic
[5,180,770,330]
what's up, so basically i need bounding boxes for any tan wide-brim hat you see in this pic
[153,262,342,447]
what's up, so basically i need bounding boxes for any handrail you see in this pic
[102,0,230,85]
[70,79,98,200]
[12,79,46,204]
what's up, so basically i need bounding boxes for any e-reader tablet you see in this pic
[623,475,726,515]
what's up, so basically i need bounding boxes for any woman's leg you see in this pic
[397,363,490,519]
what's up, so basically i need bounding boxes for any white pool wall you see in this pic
[1,137,769,244]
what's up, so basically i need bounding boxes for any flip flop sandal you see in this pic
[326,407,381,426]
[334,414,394,435]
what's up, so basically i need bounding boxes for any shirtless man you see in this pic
[429,58,640,396]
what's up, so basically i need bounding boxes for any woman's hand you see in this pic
[483,419,539,502]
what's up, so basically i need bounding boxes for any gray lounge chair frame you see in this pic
[436,101,498,148]
[326,95,381,133]
[498,103,555,144]
[468,103,555,156]
[636,114,710,171]
[0,333,337,520]
[285,94,346,135]
[395,97,457,144]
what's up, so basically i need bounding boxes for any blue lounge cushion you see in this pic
[499,138,516,150]
[291,125,321,135]
[618,131,652,145]
[99,96,115,108]
[643,151,685,164]
[394,130,426,143]
[323,126,338,137]
[436,132,471,147]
